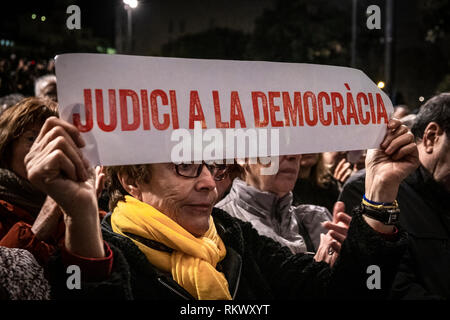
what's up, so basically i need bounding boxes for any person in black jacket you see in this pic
[293,152,340,213]
[338,93,450,299]
[25,116,419,300]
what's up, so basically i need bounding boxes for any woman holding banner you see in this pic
[26,116,419,300]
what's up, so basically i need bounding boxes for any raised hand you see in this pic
[24,117,95,214]
[25,117,104,258]
[365,118,419,204]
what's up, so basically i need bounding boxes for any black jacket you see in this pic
[339,166,450,299]
[49,207,407,300]
[292,176,340,214]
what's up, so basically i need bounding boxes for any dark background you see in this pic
[1,0,449,110]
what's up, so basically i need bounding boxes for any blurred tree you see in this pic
[161,27,250,60]
[419,0,450,95]
[436,74,450,93]
[246,0,351,65]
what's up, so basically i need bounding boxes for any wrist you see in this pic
[365,176,399,203]
[60,195,98,220]
[362,215,395,234]
[64,207,105,258]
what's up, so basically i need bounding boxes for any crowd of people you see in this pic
[0,55,55,97]
[0,54,449,301]
[1,54,57,116]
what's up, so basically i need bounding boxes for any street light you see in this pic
[351,0,357,67]
[124,0,138,9]
[123,0,138,53]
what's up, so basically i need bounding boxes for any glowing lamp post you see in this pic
[123,0,138,53]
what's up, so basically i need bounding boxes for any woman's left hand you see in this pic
[314,232,340,266]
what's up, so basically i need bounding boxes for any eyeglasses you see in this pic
[174,162,228,181]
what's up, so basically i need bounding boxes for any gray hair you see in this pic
[34,74,57,101]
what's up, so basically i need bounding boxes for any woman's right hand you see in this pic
[24,117,96,216]
[25,117,104,258]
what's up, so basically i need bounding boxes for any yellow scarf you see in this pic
[111,195,232,300]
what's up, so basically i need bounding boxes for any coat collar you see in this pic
[401,166,450,238]
[229,179,293,224]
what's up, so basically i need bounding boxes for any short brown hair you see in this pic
[104,164,152,211]
[0,97,58,169]
[226,163,245,181]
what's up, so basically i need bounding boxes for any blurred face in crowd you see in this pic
[322,151,347,171]
[9,124,40,179]
[322,150,366,171]
[123,163,218,237]
[418,123,450,192]
[245,155,301,198]
[300,153,319,169]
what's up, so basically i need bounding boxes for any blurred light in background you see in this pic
[377,81,385,89]
[419,96,425,102]
[41,16,46,22]
[0,39,14,47]
[31,13,37,20]
[123,0,138,9]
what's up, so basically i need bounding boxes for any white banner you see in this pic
[55,53,392,166]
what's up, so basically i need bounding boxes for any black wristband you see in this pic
[360,203,400,225]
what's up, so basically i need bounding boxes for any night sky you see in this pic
[2,0,449,109]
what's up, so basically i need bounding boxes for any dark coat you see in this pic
[292,177,340,214]
[339,166,450,299]
[49,206,407,300]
